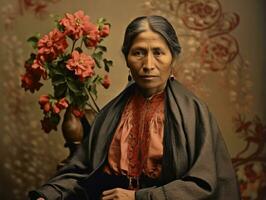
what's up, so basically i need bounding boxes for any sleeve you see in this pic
[135,104,240,200]
[28,123,93,200]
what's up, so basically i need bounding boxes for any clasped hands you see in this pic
[101,188,135,200]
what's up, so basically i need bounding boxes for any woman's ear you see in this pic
[171,56,178,68]
[125,58,130,68]
[171,54,181,68]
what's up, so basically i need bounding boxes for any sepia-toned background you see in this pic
[0,0,265,199]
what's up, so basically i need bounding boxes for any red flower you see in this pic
[21,57,47,93]
[56,98,69,109]
[39,95,51,113]
[24,59,33,71]
[60,10,95,40]
[39,96,69,114]
[84,28,101,47]
[39,95,50,106]
[72,107,84,118]
[52,104,61,114]
[21,72,43,93]
[53,98,69,113]
[66,50,95,81]
[102,74,111,89]
[31,58,47,79]
[100,24,110,38]
[41,116,58,133]
[38,28,68,61]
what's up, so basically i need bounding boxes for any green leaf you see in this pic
[97,17,106,24]
[84,77,93,86]
[97,18,107,29]
[51,14,64,31]
[29,53,36,60]
[25,53,36,66]
[58,54,71,62]
[50,113,61,125]
[55,17,65,32]
[92,75,101,83]
[103,59,113,72]
[54,83,67,98]
[92,51,103,68]
[96,45,107,52]
[49,65,64,76]
[65,88,73,104]
[42,61,52,71]
[74,93,88,106]
[52,75,66,86]
[75,47,83,53]
[27,35,40,49]
[93,51,103,60]
[67,80,80,93]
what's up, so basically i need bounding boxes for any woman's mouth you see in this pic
[139,75,158,80]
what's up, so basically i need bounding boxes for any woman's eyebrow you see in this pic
[131,46,163,50]
[130,46,147,51]
[152,47,163,51]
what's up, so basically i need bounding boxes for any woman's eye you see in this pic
[153,50,163,56]
[132,50,145,57]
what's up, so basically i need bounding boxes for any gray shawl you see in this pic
[30,80,240,200]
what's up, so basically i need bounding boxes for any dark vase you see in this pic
[58,107,96,169]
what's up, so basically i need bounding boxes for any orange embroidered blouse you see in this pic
[104,89,165,179]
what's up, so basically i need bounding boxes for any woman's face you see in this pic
[127,30,173,97]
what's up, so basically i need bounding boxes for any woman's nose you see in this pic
[143,52,155,70]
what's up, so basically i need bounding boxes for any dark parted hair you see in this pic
[122,15,181,59]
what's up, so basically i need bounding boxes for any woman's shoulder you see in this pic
[167,80,213,121]
[168,80,206,106]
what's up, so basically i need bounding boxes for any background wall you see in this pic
[0,0,265,199]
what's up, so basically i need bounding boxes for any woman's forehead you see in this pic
[131,30,169,48]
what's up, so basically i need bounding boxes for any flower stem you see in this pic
[88,90,100,112]
[80,39,83,49]
[71,39,77,53]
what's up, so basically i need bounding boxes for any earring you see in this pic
[170,69,175,81]
[128,70,132,81]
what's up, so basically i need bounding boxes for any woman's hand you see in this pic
[36,198,45,200]
[101,188,135,200]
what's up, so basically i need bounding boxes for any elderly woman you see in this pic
[30,16,240,200]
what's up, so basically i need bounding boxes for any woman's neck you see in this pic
[136,85,166,99]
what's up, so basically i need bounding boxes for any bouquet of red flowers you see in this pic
[21,10,112,133]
